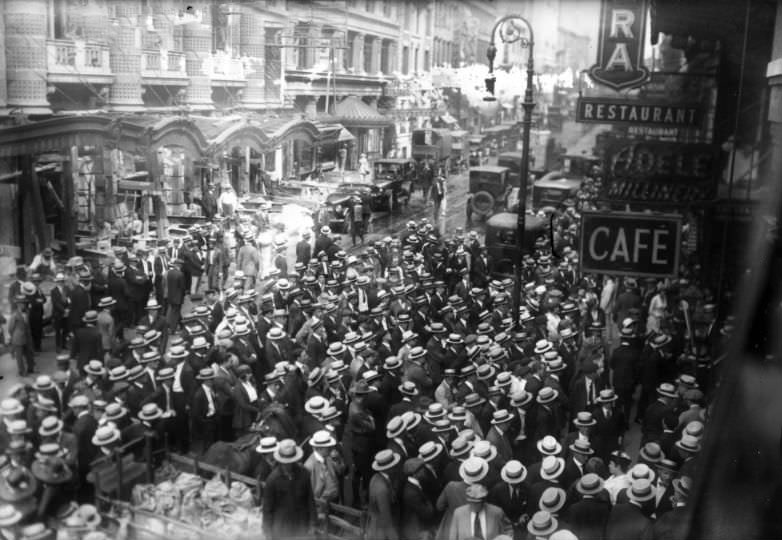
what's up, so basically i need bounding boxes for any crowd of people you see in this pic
[0,191,731,539]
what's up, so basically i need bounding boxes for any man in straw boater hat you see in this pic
[304,429,345,511]
[605,477,656,540]
[488,459,530,536]
[366,449,402,540]
[448,483,513,539]
[561,473,611,540]
[190,367,218,456]
[263,439,315,540]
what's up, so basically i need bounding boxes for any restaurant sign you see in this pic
[602,138,719,203]
[579,212,681,278]
[576,97,701,128]
[588,0,650,91]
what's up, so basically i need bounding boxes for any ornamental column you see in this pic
[182,2,214,110]
[240,6,265,109]
[4,0,51,114]
[106,0,144,111]
[353,33,364,74]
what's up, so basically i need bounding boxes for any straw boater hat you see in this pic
[418,441,443,463]
[91,426,120,447]
[274,439,303,464]
[309,430,337,448]
[629,478,656,502]
[372,449,400,472]
[539,486,567,514]
[527,511,558,538]
[501,460,528,485]
[540,456,565,481]
[255,436,278,454]
[459,456,489,485]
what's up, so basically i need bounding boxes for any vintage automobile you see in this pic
[484,212,548,277]
[468,165,517,220]
[468,135,489,166]
[449,130,470,172]
[373,158,416,184]
[532,172,583,209]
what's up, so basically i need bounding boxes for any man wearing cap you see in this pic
[449,483,512,540]
[264,439,316,540]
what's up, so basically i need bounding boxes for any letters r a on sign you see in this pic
[588,0,650,91]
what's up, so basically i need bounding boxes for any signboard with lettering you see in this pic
[576,98,701,128]
[588,0,650,91]
[579,212,681,277]
[602,137,719,203]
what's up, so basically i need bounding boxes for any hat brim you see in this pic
[420,445,444,463]
[459,461,489,484]
[274,446,304,463]
[372,453,401,472]
[91,430,121,447]
[569,444,595,456]
[501,468,528,485]
[540,460,565,480]
[528,519,559,537]
[537,391,559,404]
[573,419,597,428]
[196,373,215,381]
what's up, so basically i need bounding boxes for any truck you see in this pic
[412,128,453,171]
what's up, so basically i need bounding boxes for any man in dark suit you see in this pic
[488,460,530,537]
[50,274,71,353]
[563,473,611,540]
[400,458,436,540]
[296,231,312,265]
[70,311,102,372]
[610,328,641,420]
[232,365,261,437]
[263,439,317,540]
[125,255,151,325]
[107,260,131,331]
[569,360,604,422]
[68,274,92,331]
[642,383,677,445]
[605,479,654,540]
[592,389,625,462]
[646,476,691,539]
[166,260,186,332]
[190,368,218,456]
[485,410,514,465]
[68,394,98,498]
[168,345,194,453]
[184,240,204,295]
[470,247,493,289]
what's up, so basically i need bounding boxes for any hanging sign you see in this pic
[576,97,702,127]
[588,0,650,91]
[602,138,719,203]
[579,212,681,277]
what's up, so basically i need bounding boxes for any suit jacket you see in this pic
[642,399,672,445]
[605,502,652,540]
[485,426,513,465]
[367,472,398,540]
[165,268,186,305]
[71,412,98,475]
[51,286,69,319]
[7,311,31,346]
[401,478,436,540]
[448,502,512,540]
[70,326,102,367]
[644,504,689,540]
[592,406,625,461]
[489,481,530,524]
[263,464,316,539]
[232,381,261,431]
[563,495,611,540]
[68,285,91,329]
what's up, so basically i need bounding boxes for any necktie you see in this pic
[474,512,484,540]
[605,407,612,419]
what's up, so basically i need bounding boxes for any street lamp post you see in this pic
[484,15,535,330]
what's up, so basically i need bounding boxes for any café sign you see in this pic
[588,0,650,91]
[602,138,719,203]
[579,212,681,278]
[576,97,701,128]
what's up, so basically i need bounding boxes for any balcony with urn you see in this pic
[46,39,114,85]
[140,50,189,85]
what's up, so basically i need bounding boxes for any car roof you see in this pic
[486,212,547,231]
[470,166,509,174]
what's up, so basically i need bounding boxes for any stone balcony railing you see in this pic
[210,52,246,82]
[140,50,188,79]
[47,39,113,81]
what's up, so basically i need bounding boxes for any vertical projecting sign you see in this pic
[588,0,650,91]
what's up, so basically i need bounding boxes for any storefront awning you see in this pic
[334,96,392,128]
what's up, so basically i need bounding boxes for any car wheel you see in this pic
[471,191,495,218]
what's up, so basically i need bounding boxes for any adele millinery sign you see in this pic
[588,0,650,91]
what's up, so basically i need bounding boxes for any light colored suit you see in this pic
[448,502,512,540]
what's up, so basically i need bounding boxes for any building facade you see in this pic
[0,0,499,263]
